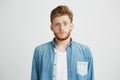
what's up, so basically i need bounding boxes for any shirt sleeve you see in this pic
[85,46,94,80]
[31,47,39,80]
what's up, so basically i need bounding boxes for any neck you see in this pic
[55,37,71,52]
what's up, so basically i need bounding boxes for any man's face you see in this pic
[51,15,73,41]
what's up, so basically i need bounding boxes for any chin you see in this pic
[54,31,71,41]
[56,36,70,41]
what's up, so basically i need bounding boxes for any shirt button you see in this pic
[53,75,56,78]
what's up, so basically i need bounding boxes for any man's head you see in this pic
[50,5,74,41]
[50,5,73,24]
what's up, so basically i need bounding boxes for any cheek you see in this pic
[66,27,72,32]
[52,28,58,33]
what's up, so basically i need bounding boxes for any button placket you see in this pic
[53,49,57,80]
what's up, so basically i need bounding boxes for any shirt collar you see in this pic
[51,38,73,48]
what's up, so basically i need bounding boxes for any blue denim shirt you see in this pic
[31,39,94,80]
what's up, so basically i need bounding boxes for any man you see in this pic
[31,5,94,80]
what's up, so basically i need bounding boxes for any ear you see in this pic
[70,23,74,31]
[50,24,53,31]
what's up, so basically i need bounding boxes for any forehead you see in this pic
[52,15,70,23]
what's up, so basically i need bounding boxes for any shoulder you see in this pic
[35,41,52,52]
[72,41,92,57]
[33,41,52,57]
[32,41,52,60]
[72,41,90,50]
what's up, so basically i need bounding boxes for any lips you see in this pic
[59,32,66,36]
[59,31,65,34]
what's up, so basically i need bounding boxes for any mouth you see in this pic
[59,31,66,34]
[59,32,66,36]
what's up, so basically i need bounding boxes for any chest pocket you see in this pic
[77,61,88,76]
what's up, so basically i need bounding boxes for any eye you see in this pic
[54,23,60,27]
[63,22,68,26]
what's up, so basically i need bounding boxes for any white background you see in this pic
[0,0,120,80]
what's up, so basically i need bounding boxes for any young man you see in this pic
[31,5,94,80]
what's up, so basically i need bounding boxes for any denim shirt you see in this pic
[31,39,94,80]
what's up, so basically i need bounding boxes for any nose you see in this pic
[59,24,64,31]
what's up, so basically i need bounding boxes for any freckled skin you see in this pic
[51,15,73,41]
